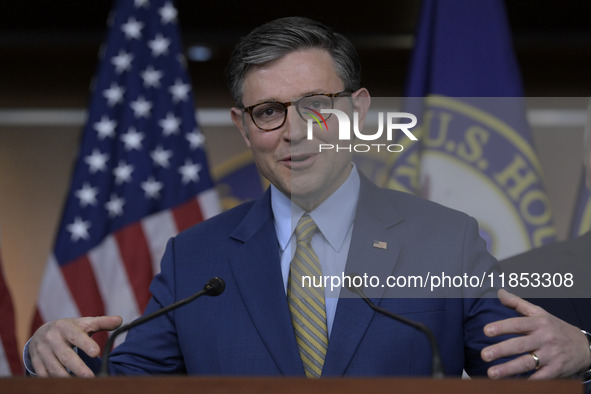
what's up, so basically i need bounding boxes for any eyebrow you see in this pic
[247,90,332,106]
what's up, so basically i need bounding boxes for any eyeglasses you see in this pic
[241,91,351,131]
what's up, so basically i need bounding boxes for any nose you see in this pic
[283,107,307,143]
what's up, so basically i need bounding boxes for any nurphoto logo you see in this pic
[306,108,419,153]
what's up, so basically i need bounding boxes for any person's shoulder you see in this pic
[501,231,591,267]
[175,199,258,241]
[569,230,591,253]
[500,243,557,270]
[500,231,591,270]
[376,185,475,224]
[502,235,575,263]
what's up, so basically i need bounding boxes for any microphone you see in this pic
[98,277,225,376]
[344,274,445,378]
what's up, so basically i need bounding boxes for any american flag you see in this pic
[31,0,220,349]
[0,231,23,375]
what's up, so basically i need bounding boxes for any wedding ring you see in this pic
[530,352,540,370]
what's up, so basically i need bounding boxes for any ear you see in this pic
[351,88,371,129]
[231,107,251,148]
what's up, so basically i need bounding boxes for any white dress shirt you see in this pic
[271,165,360,337]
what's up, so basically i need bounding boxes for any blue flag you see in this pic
[388,0,556,259]
[32,0,221,349]
[570,169,591,237]
[213,152,266,211]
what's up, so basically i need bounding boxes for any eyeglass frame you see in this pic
[240,90,352,131]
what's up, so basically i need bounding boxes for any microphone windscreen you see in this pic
[205,277,225,296]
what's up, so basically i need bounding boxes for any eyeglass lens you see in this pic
[251,94,335,130]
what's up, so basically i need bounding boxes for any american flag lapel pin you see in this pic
[373,240,387,250]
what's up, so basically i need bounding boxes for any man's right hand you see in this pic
[28,316,122,377]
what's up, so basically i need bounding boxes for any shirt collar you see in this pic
[271,165,360,252]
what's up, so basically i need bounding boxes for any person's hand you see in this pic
[481,289,591,379]
[29,316,122,377]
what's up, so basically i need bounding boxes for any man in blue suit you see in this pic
[27,16,591,380]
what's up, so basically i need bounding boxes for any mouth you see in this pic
[281,152,318,168]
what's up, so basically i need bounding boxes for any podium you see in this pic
[0,377,583,394]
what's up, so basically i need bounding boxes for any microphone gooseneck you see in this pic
[345,274,445,378]
[99,277,225,376]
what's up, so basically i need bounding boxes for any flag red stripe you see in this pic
[114,223,153,313]
[0,268,23,374]
[60,255,105,317]
[30,308,44,338]
[172,198,204,232]
[60,255,108,349]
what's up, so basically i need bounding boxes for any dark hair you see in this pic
[226,16,362,107]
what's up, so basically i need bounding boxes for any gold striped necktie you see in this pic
[287,214,328,378]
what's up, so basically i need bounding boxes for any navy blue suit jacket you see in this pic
[100,176,517,376]
[500,231,591,331]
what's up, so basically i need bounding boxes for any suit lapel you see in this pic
[227,190,304,375]
[565,231,591,329]
[323,176,404,376]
